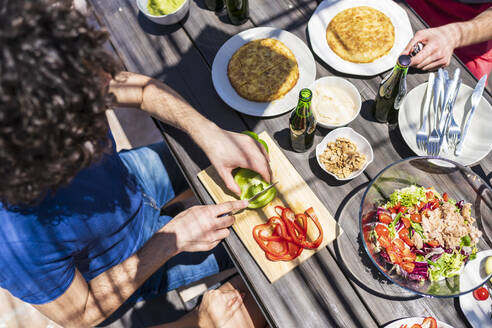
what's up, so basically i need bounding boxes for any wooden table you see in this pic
[89,0,492,326]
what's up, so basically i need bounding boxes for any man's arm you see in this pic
[108,72,272,195]
[403,8,492,70]
[34,201,247,327]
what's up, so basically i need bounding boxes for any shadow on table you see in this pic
[137,11,189,35]
[330,182,421,301]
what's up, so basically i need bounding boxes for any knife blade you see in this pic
[246,181,278,203]
[219,181,278,217]
[455,74,487,156]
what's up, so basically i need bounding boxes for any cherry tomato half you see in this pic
[473,286,490,301]
[378,213,392,224]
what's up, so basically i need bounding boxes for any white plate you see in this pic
[399,82,492,166]
[383,317,454,328]
[459,250,492,328]
[307,0,413,76]
[315,127,373,180]
[309,76,362,129]
[211,27,316,117]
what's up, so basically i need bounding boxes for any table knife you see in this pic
[220,181,278,217]
[455,74,487,156]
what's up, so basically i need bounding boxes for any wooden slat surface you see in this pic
[198,132,341,282]
[89,0,492,327]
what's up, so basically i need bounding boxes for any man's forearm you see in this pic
[82,229,179,325]
[451,8,492,49]
[109,71,218,148]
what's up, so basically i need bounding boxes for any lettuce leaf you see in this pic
[387,185,427,208]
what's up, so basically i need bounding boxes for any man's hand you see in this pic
[199,127,272,195]
[162,200,248,253]
[402,25,459,71]
[197,289,244,328]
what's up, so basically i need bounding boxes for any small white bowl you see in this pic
[309,76,362,129]
[136,0,190,25]
[315,127,373,181]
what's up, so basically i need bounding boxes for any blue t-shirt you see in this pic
[0,147,151,304]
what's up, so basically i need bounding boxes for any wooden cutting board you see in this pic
[198,132,342,282]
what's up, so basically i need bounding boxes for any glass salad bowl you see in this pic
[359,157,492,297]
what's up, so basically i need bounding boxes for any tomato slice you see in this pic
[378,235,392,249]
[398,206,407,214]
[378,213,393,224]
[401,217,411,228]
[399,228,414,247]
[473,287,490,301]
[401,262,415,273]
[426,240,440,247]
[410,213,422,223]
[392,239,406,252]
[375,224,390,238]
[387,250,402,265]
[442,192,448,202]
[421,317,437,328]
[426,191,434,199]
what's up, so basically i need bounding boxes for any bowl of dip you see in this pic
[137,0,189,25]
[310,76,361,129]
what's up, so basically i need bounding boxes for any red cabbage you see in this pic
[444,248,453,254]
[379,249,391,264]
[431,253,443,262]
[411,246,425,255]
[408,261,429,280]
[456,200,464,210]
[395,219,404,231]
[425,247,444,260]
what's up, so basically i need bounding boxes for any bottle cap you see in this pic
[299,88,312,101]
[398,55,411,67]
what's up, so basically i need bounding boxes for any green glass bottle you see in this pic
[374,55,410,125]
[205,0,224,11]
[225,0,249,25]
[289,88,317,152]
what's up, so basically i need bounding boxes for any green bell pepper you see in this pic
[233,168,276,209]
[232,131,276,209]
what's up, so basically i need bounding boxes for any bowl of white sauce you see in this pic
[309,76,361,129]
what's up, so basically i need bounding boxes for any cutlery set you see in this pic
[416,68,487,157]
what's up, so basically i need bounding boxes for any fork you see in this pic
[416,73,435,151]
[446,79,462,149]
[427,72,442,156]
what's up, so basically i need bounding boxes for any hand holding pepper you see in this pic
[199,127,272,196]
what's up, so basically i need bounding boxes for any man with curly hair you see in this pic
[0,0,269,326]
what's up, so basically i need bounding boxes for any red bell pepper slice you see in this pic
[253,206,324,261]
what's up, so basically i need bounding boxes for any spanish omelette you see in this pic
[227,38,299,102]
[326,6,395,63]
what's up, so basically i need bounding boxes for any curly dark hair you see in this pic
[0,0,119,206]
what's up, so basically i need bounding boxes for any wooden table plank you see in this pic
[90,0,491,327]
[180,1,379,327]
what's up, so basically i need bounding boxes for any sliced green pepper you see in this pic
[234,168,276,209]
[233,132,276,208]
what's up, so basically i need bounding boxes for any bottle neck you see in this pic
[295,99,311,118]
[392,63,408,78]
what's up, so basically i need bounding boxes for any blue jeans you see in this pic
[115,142,232,306]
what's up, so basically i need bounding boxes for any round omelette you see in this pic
[227,38,299,102]
[326,6,395,63]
